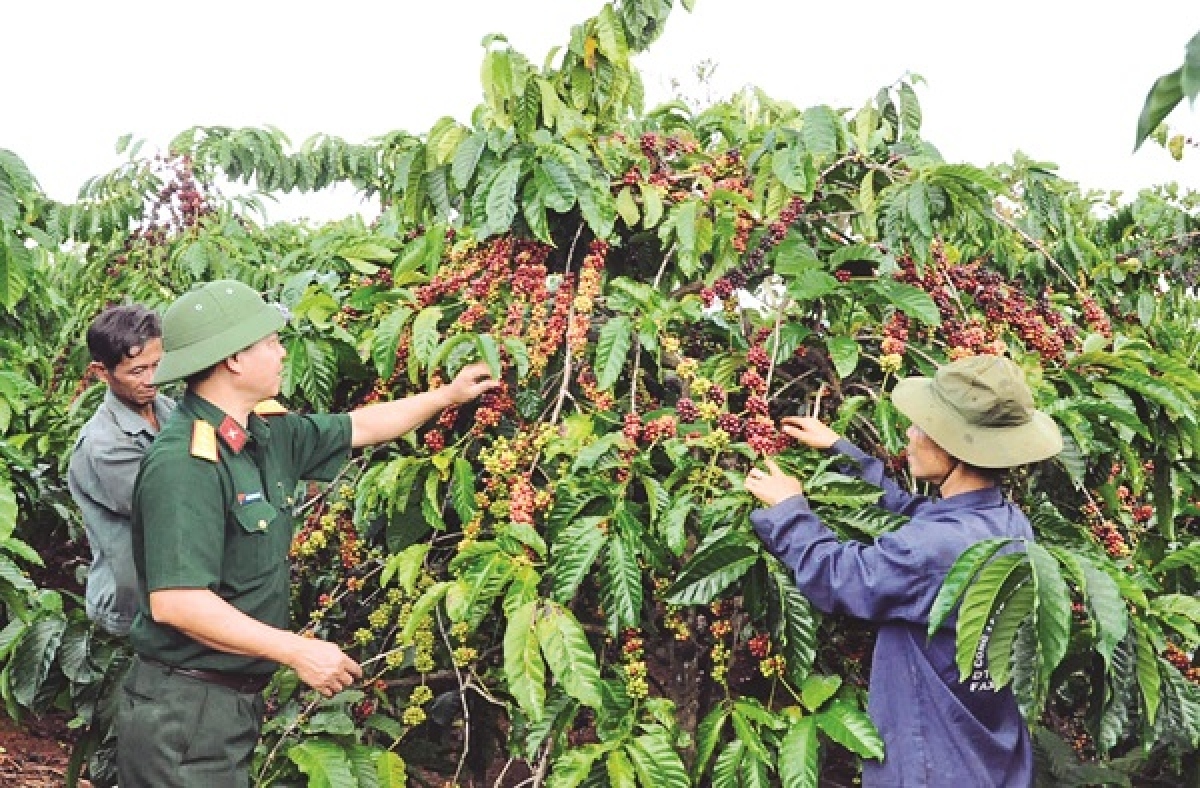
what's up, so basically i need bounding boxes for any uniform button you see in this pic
[286,497,294,505]
[258,520,268,530]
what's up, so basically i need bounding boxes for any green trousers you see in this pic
[115,656,265,787]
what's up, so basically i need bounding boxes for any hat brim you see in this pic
[153,304,285,385]
[891,377,1063,468]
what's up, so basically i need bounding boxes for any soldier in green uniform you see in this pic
[117,280,498,787]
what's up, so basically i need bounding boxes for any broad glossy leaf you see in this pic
[774,574,817,683]
[607,749,637,788]
[451,131,486,190]
[816,700,884,760]
[1028,543,1072,686]
[871,279,941,326]
[711,741,743,788]
[1134,621,1162,725]
[10,614,66,708]
[955,552,1029,681]
[486,159,523,235]
[730,707,771,763]
[381,543,430,594]
[801,106,840,156]
[410,306,443,370]
[505,601,546,722]
[1155,542,1200,575]
[665,531,759,605]
[691,704,729,781]
[1080,556,1128,669]
[825,337,859,378]
[536,603,604,709]
[595,315,633,391]
[627,728,689,788]
[779,716,819,788]
[1135,67,1183,151]
[800,674,842,712]
[287,740,356,788]
[376,751,407,788]
[985,583,1034,689]
[600,525,642,634]
[546,745,603,788]
[550,516,607,602]
[451,457,476,523]
[927,537,1014,637]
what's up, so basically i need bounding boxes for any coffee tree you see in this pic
[1,1,1199,786]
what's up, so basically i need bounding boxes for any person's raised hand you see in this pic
[779,416,840,450]
[445,362,502,405]
[744,458,804,507]
[288,637,363,698]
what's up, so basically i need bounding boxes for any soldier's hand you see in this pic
[445,362,501,405]
[290,637,362,698]
[779,416,840,450]
[744,459,804,507]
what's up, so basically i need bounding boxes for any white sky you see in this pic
[5,1,1200,223]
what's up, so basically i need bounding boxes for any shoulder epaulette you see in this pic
[190,420,219,462]
[253,399,289,417]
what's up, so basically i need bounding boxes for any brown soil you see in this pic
[0,711,81,787]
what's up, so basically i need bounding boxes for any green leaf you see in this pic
[779,716,820,788]
[607,749,637,788]
[1155,542,1200,575]
[1028,543,1072,689]
[801,674,842,712]
[287,740,356,788]
[692,705,729,781]
[505,601,547,722]
[825,337,859,378]
[774,575,817,683]
[0,480,16,544]
[1134,622,1162,725]
[801,106,840,157]
[984,583,1034,689]
[537,159,576,212]
[615,186,640,228]
[871,279,942,326]
[371,307,413,381]
[10,615,66,709]
[898,82,922,137]
[486,159,523,235]
[1135,67,1183,151]
[1081,556,1128,670]
[477,334,503,379]
[595,315,633,391]
[816,700,884,760]
[927,537,1014,637]
[547,745,604,788]
[730,707,771,763]
[955,552,1029,681]
[627,728,689,788]
[600,523,642,635]
[551,516,607,602]
[380,543,430,594]
[376,751,407,788]
[772,147,809,193]
[641,184,664,228]
[410,306,443,372]
[452,132,487,190]
[786,268,839,301]
[451,457,477,524]
[711,741,744,788]
[665,531,759,605]
[536,602,604,709]
[577,180,616,239]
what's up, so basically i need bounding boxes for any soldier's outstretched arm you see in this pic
[349,362,499,448]
[150,588,361,698]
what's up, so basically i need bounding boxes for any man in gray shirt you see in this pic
[68,306,175,636]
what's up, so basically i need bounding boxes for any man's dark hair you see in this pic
[86,305,162,370]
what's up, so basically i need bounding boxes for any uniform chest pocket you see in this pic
[228,499,287,584]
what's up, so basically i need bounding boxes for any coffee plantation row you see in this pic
[1,1,1198,785]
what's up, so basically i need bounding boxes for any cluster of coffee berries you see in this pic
[569,240,610,357]
[1081,501,1129,558]
[576,365,616,411]
[291,499,363,570]
[621,629,649,699]
[747,633,771,658]
[1078,292,1113,337]
[402,684,434,726]
[702,196,807,308]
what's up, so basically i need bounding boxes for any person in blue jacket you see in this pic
[744,355,1062,787]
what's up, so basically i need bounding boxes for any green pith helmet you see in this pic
[153,280,286,385]
[890,355,1062,468]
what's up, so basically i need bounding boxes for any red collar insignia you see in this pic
[217,417,248,453]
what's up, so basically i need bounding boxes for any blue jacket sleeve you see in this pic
[750,494,946,623]
[830,439,934,517]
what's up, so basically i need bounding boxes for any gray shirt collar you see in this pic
[103,389,172,436]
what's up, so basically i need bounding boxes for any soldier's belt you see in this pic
[143,656,271,694]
